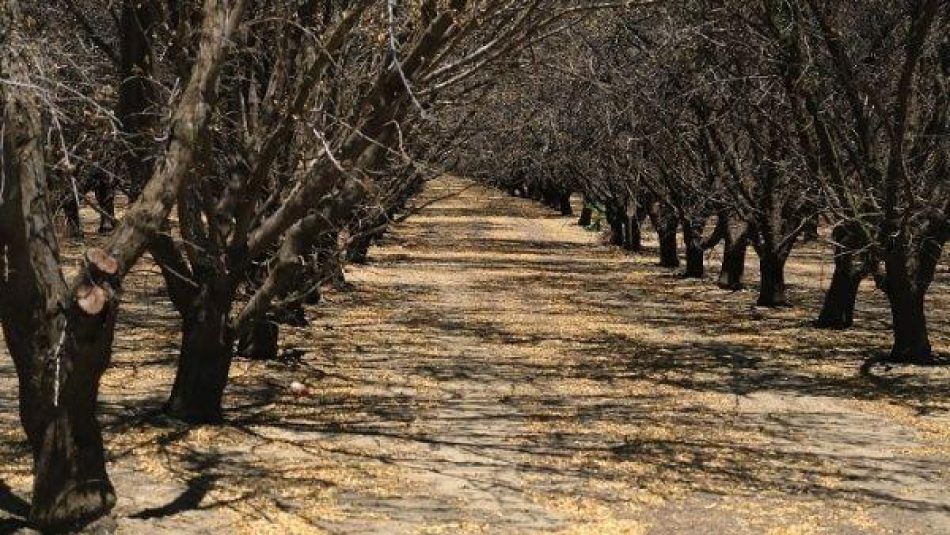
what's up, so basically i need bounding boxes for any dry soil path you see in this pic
[1,176,948,534]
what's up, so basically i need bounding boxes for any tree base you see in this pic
[30,480,116,534]
[756,298,791,308]
[885,349,937,365]
[163,401,224,425]
[812,317,853,330]
[860,352,943,374]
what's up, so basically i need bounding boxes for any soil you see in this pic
[1,176,948,534]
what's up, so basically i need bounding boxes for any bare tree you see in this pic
[1,0,246,528]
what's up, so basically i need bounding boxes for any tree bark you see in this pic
[649,204,679,268]
[681,218,704,278]
[801,214,819,242]
[577,204,592,227]
[756,252,789,307]
[2,23,117,528]
[816,264,863,328]
[885,286,931,363]
[117,0,157,201]
[815,223,873,329]
[879,221,943,363]
[558,192,573,216]
[606,209,625,247]
[238,320,279,361]
[624,213,642,252]
[164,283,235,423]
[717,222,749,290]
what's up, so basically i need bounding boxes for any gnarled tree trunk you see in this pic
[577,201,593,227]
[879,219,944,363]
[681,217,705,278]
[2,30,117,528]
[624,213,642,252]
[649,203,679,268]
[815,222,874,329]
[558,191,573,216]
[717,220,749,290]
[756,250,790,307]
[165,281,236,423]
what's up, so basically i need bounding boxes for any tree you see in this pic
[1,0,247,528]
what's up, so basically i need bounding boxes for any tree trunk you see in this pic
[2,41,117,529]
[718,224,748,290]
[880,230,942,363]
[93,171,116,234]
[558,192,573,216]
[237,320,279,361]
[815,223,872,328]
[802,214,819,243]
[117,0,157,201]
[756,252,789,307]
[16,312,118,531]
[658,228,679,267]
[4,315,119,532]
[165,286,235,424]
[815,263,863,328]
[606,210,625,246]
[63,193,84,239]
[648,203,679,267]
[682,218,704,278]
[624,214,642,252]
[886,287,931,363]
[578,205,592,227]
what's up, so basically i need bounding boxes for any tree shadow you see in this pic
[129,474,215,520]
[0,481,30,534]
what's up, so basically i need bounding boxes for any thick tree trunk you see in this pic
[165,287,235,423]
[558,192,573,216]
[2,35,118,529]
[816,264,863,328]
[656,216,679,268]
[237,320,279,361]
[577,205,592,227]
[648,203,679,267]
[886,287,931,363]
[658,229,679,267]
[718,224,749,290]
[802,214,819,243]
[541,184,559,209]
[348,233,373,264]
[4,316,118,532]
[815,223,872,329]
[607,210,625,247]
[15,313,118,531]
[681,218,704,278]
[624,214,642,252]
[756,252,789,307]
[880,229,942,363]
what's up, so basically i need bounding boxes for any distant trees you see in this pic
[461,2,947,362]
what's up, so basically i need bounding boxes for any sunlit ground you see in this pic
[1,176,947,534]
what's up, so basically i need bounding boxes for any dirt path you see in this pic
[1,176,949,534]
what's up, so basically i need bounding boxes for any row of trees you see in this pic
[1,0,627,530]
[461,1,947,365]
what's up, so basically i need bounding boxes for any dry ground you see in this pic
[1,176,948,534]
